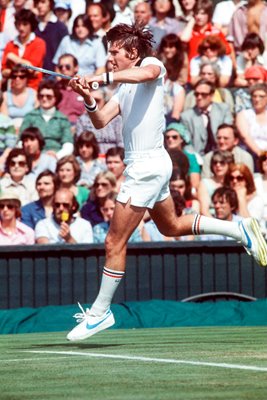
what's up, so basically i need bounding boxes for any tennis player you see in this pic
[67,22,267,341]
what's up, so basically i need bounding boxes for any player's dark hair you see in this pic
[106,21,154,59]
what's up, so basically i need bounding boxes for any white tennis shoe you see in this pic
[67,303,115,341]
[239,218,267,267]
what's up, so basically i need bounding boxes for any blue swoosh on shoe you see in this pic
[86,311,111,330]
[240,221,252,249]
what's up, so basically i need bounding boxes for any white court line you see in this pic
[24,350,267,372]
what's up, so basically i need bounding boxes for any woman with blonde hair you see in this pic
[80,170,117,226]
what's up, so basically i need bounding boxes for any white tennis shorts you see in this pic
[117,148,172,208]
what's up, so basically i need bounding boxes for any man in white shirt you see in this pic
[35,188,93,244]
[66,22,267,342]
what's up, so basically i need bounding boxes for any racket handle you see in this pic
[91,82,99,90]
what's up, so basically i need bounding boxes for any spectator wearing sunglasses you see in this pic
[225,163,264,226]
[35,188,93,244]
[20,79,73,160]
[0,65,38,133]
[190,35,233,87]
[0,148,38,206]
[81,171,117,227]
[0,191,34,245]
[1,9,46,90]
[180,79,233,158]
[55,53,85,126]
[198,149,234,217]
[201,124,254,179]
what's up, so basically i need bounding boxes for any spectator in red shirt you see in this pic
[1,9,46,90]
[180,0,231,61]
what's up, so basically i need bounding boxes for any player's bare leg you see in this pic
[67,200,146,341]
[150,196,267,266]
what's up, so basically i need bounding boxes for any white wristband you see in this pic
[101,72,114,85]
[84,99,98,113]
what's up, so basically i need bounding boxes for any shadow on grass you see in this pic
[25,343,124,350]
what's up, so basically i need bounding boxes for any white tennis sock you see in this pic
[90,267,125,316]
[192,214,241,241]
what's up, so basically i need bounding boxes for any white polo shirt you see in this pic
[111,57,166,152]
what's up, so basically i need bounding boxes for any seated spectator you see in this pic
[93,191,145,243]
[55,53,85,127]
[81,171,117,226]
[190,35,233,87]
[234,33,267,88]
[157,35,186,123]
[35,188,93,244]
[0,65,38,133]
[0,148,37,206]
[20,79,73,160]
[53,14,106,76]
[56,154,89,209]
[106,146,125,192]
[0,191,34,245]
[0,90,16,165]
[169,167,200,215]
[86,2,108,39]
[228,0,267,56]
[75,130,106,189]
[199,186,242,241]
[180,0,231,62]
[225,163,264,224]
[236,83,267,158]
[53,1,72,31]
[112,0,133,27]
[34,0,68,71]
[212,0,242,36]
[201,124,254,179]
[177,0,196,32]
[198,150,234,217]
[234,66,267,114]
[75,90,123,155]
[21,169,56,229]
[21,127,57,181]
[254,151,267,235]
[1,9,46,90]
[164,122,201,192]
[157,33,188,86]
[185,61,234,113]
[180,79,233,157]
[134,1,166,51]
[150,0,183,35]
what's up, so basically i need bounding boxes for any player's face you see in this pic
[108,42,135,71]
[213,195,232,221]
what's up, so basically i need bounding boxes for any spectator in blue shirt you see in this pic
[21,169,56,229]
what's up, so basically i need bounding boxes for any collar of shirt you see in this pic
[4,175,28,188]
[114,3,132,17]
[38,12,57,31]
[14,32,36,48]
[0,220,28,236]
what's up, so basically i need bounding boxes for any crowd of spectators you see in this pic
[0,0,266,245]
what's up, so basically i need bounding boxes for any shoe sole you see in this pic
[67,314,115,342]
[248,219,267,267]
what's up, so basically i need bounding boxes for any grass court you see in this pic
[0,326,266,400]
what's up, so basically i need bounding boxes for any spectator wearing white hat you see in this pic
[0,191,34,245]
